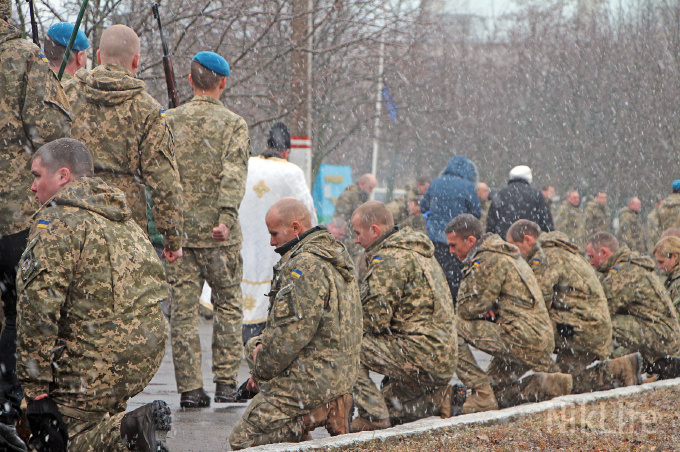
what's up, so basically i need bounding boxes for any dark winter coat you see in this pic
[420,156,481,244]
[486,179,554,238]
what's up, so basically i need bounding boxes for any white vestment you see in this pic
[200,156,316,325]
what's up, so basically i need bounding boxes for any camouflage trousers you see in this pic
[353,334,453,423]
[167,246,243,393]
[63,405,127,452]
[553,342,617,394]
[610,314,680,364]
[456,319,554,408]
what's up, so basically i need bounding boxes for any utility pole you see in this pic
[290,0,313,186]
[371,3,386,179]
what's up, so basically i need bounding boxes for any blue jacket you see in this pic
[421,156,481,244]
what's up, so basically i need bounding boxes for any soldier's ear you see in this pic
[57,167,72,186]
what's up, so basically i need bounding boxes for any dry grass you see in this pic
[331,387,680,451]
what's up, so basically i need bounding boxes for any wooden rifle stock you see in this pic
[152,3,180,109]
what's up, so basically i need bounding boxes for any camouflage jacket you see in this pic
[584,200,610,238]
[597,245,680,345]
[64,64,182,250]
[0,21,72,236]
[361,226,457,383]
[16,178,168,408]
[617,207,647,254]
[647,207,661,253]
[555,201,586,251]
[664,264,680,311]
[479,198,491,231]
[166,96,249,247]
[458,234,554,353]
[527,231,612,358]
[333,182,368,224]
[654,193,680,240]
[249,227,362,413]
[399,214,426,234]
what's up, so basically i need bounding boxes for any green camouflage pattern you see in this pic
[456,234,555,394]
[15,178,167,442]
[0,21,72,235]
[650,193,680,247]
[664,265,680,312]
[647,207,660,253]
[353,227,457,421]
[527,231,612,361]
[617,206,647,254]
[64,64,182,250]
[555,201,586,251]
[597,245,680,363]
[230,227,362,449]
[399,213,426,233]
[333,182,368,264]
[165,95,249,247]
[584,199,610,238]
[166,246,243,392]
[0,0,9,18]
[479,198,491,230]
[65,411,127,452]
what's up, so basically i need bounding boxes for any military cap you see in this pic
[673,180,680,193]
[0,0,10,20]
[192,51,230,76]
[47,22,90,51]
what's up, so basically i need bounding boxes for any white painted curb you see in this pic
[241,378,680,451]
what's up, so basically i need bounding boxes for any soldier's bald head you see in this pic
[266,197,313,230]
[99,25,140,69]
[352,201,393,230]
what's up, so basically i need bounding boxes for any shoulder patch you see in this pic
[473,260,481,267]
[39,53,49,63]
[531,258,541,265]
[291,269,302,278]
[37,220,50,229]
[160,109,166,117]
[372,256,383,264]
[610,267,619,274]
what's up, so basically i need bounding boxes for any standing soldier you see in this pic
[649,181,680,248]
[617,197,647,254]
[584,190,610,238]
[477,182,491,230]
[43,22,89,83]
[446,215,572,413]
[587,232,680,379]
[164,52,249,407]
[555,189,586,251]
[0,2,72,446]
[64,24,183,262]
[507,221,642,393]
[229,198,361,449]
[350,202,461,431]
[332,173,377,265]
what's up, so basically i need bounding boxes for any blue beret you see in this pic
[47,23,90,51]
[673,180,680,192]
[192,51,230,77]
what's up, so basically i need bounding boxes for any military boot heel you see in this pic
[463,384,498,414]
[610,352,644,387]
[440,383,467,418]
[121,400,172,452]
[325,393,353,436]
[535,372,573,401]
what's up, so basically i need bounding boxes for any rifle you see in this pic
[152,3,179,109]
[26,0,39,45]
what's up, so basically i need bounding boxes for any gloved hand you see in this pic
[25,397,68,452]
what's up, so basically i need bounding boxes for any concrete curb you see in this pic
[242,378,680,451]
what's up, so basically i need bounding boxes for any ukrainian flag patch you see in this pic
[610,267,619,274]
[291,269,302,278]
[160,109,166,117]
[531,258,541,265]
[372,256,383,264]
[37,220,50,229]
[473,260,481,267]
[39,53,48,63]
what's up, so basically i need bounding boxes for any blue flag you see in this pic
[382,84,398,123]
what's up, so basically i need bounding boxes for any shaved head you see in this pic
[588,232,619,253]
[352,201,394,230]
[266,197,313,230]
[99,25,140,68]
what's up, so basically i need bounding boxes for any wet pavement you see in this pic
[128,317,491,451]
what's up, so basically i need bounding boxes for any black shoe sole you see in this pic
[153,400,172,452]
[180,399,211,408]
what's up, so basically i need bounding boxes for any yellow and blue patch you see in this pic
[37,220,50,229]
[531,258,541,265]
[291,269,302,279]
[39,53,49,63]
[610,267,619,274]
[372,256,383,264]
[160,109,166,117]
[473,260,481,267]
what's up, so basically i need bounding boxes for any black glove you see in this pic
[556,322,574,339]
[234,380,258,402]
[26,397,68,452]
[0,422,28,452]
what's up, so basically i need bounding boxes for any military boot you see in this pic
[120,400,171,452]
[0,422,27,452]
[440,383,467,418]
[180,387,211,408]
[610,353,643,387]
[652,356,680,380]
[302,394,354,436]
[350,417,391,432]
[463,384,498,414]
[214,383,239,403]
[532,372,573,401]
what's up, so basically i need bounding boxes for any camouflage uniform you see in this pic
[229,227,362,450]
[64,64,182,250]
[16,178,168,452]
[555,201,586,251]
[0,19,72,424]
[164,96,249,392]
[353,227,457,424]
[333,182,368,265]
[400,213,427,234]
[617,206,647,254]
[527,232,615,393]
[479,198,491,231]
[584,199,610,238]
[456,234,556,408]
[597,245,680,364]
[650,193,680,247]
[664,265,680,313]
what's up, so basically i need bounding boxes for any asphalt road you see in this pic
[128,317,491,451]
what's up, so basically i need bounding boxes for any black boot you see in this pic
[120,400,171,452]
